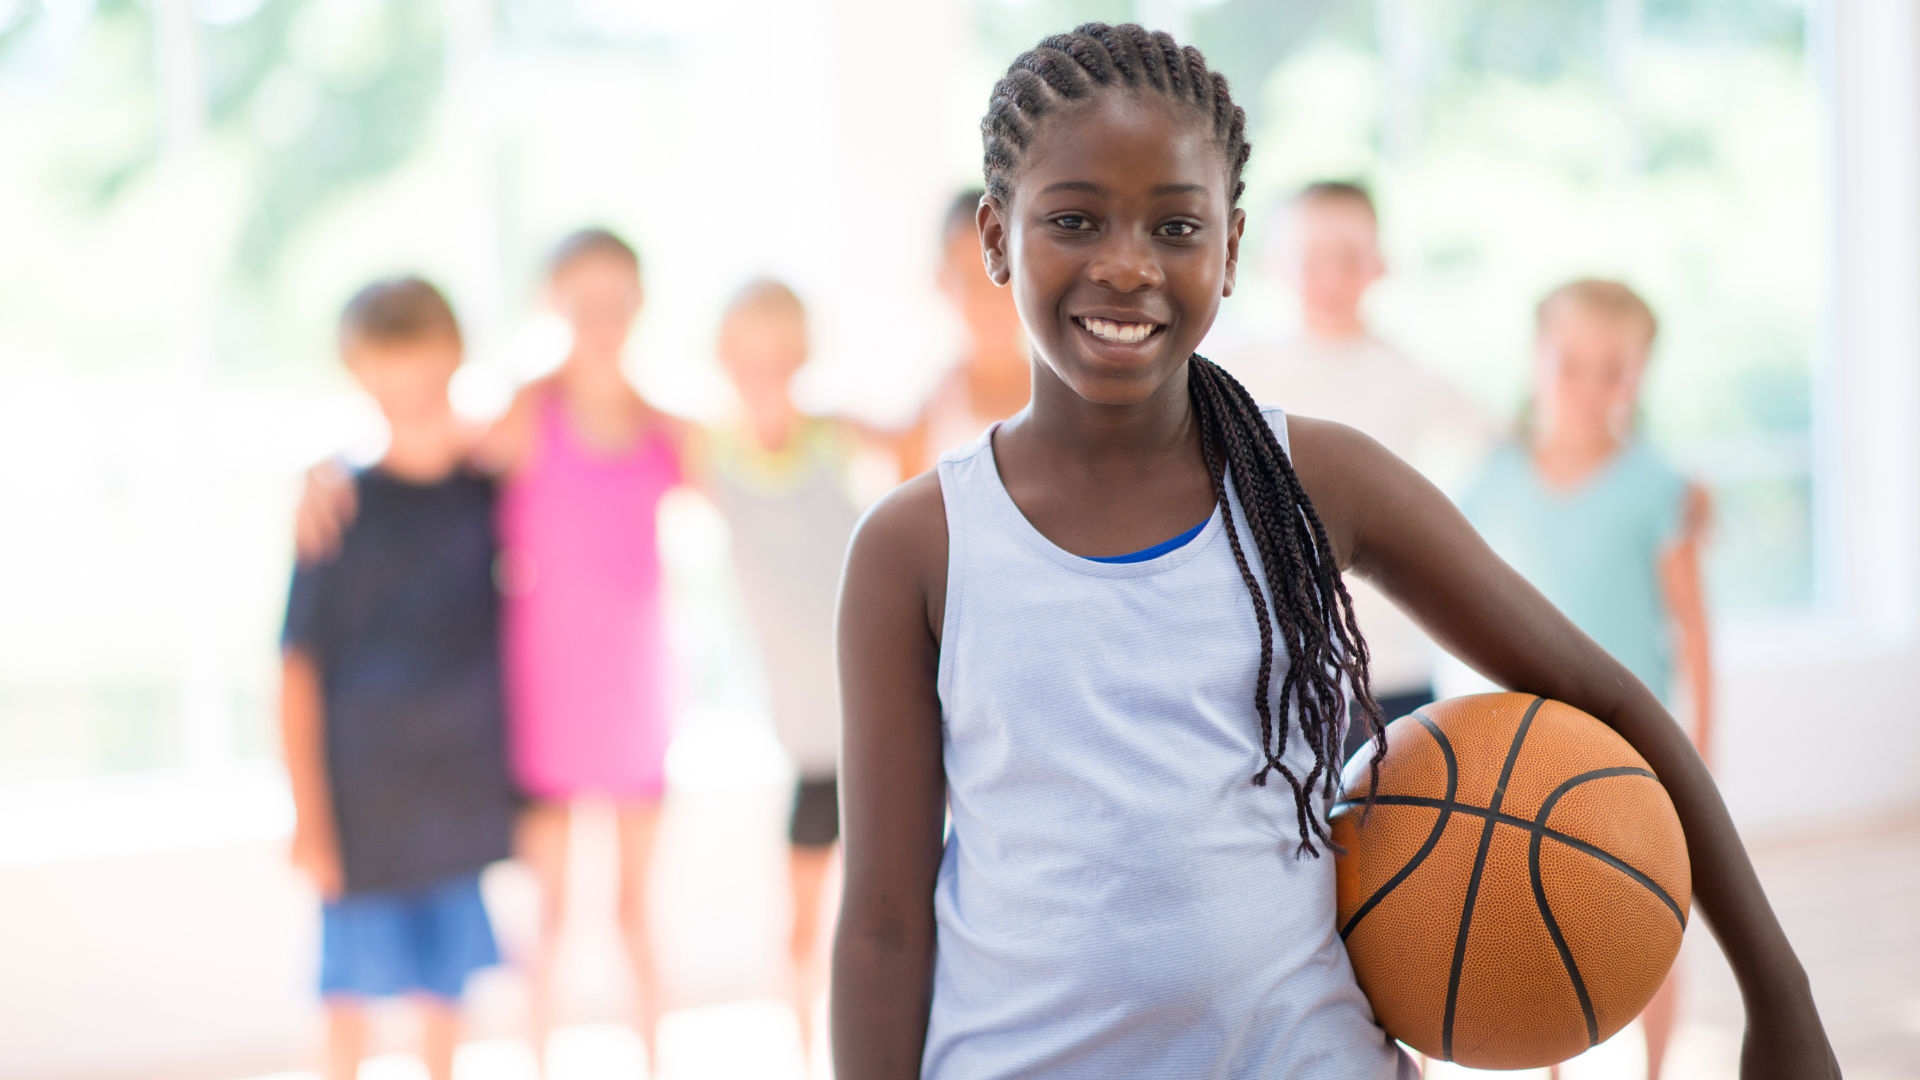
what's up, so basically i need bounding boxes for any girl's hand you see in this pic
[290,824,344,901]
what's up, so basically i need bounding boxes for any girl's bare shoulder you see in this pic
[475,379,553,474]
[843,470,950,634]
[1284,414,1431,569]
[1284,414,1400,495]
[636,397,692,445]
[850,470,947,572]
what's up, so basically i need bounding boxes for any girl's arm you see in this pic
[1661,483,1714,759]
[296,385,537,564]
[832,472,951,1080]
[293,461,358,564]
[1289,418,1837,1080]
[280,650,343,900]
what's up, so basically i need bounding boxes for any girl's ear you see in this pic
[979,196,1013,287]
[1221,206,1248,298]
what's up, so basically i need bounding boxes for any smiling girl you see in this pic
[830,23,1835,1080]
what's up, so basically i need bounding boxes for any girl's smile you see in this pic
[1073,313,1165,346]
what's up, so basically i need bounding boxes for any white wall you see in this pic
[1713,0,1920,838]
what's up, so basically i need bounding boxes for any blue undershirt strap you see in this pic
[1084,517,1210,564]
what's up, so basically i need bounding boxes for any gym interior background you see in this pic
[0,0,1914,1078]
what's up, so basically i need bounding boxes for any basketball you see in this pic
[1329,693,1691,1069]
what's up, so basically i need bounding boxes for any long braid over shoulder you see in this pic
[981,23,1386,854]
[1189,357,1387,855]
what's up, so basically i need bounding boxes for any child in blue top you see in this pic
[830,22,1831,1080]
[281,277,514,1080]
[1452,279,1712,1079]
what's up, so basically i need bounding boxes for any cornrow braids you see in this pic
[1189,356,1388,856]
[981,22,1252,210]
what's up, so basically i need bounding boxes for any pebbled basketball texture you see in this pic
[1330,693,1691,1070]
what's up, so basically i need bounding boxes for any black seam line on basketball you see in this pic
[1534,766,1687,929]
[1442,696,1543,1062]
[1530,819,1600,1047]
[1338,712,1457,942]
[1335,786,1687,928]
[1530,764,1675,1050]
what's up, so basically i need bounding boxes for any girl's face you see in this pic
[1535,304,1650,444]
[550,253,643,366]
[982,92,1244,407]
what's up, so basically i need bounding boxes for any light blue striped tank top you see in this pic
[926,410,1414,1079]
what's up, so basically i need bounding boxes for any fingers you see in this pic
[294,462,358,562]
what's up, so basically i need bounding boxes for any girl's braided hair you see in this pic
[982,23,1386,855]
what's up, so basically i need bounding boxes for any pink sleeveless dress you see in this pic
[498,393,681,802]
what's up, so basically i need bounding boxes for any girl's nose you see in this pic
[1087,231,1164,293]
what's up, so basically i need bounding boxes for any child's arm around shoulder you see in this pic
[1287,417,1838,1080]
[293,461,358,564]
[832,470,950,1080]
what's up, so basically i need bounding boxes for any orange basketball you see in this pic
[1330,693,1691,1070]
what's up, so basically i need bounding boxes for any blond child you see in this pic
[693,279,862,1071]
[1453,279,1713,1079]
[281,277,514,1080]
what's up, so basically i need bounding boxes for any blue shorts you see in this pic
[320,872,498,1001]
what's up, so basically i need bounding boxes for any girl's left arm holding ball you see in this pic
[1288,415,1839,1080]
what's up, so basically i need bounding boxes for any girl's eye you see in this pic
[1052,215,1093,231]
[1159,221,1199,238]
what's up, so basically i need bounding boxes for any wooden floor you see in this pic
[1679,818,1920,1080]
[220,816,1920,1080]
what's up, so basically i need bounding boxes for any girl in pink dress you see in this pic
[498,392,679,801]
[480,229,686,1069]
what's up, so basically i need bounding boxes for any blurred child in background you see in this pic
[897,189,1031,475]
[695,279,862,1070]
[484,229,685,1070]
[281,277,515,1080]
[297,229,687,1072]
[1222,181,1494,761]
[1450,279,1712,1080]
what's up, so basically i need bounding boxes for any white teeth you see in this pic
[1078,317,1157,345]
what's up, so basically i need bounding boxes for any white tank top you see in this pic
[926,410,1414,1080]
